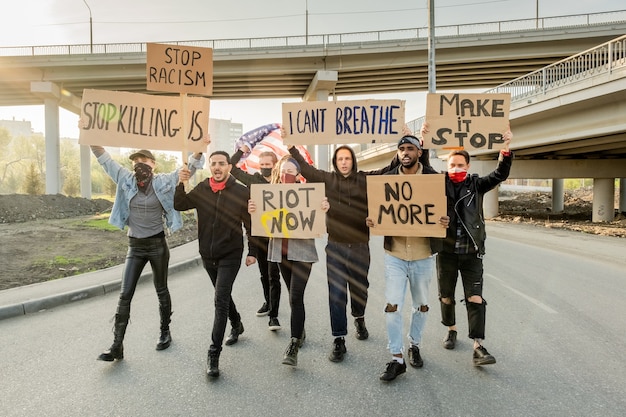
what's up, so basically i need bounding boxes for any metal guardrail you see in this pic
[484,34,626,102]
[361,34,626,158]
[0,10,625,57]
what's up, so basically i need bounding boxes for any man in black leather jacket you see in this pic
[430,125,513,366]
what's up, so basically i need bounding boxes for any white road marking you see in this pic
[485,273,558,314]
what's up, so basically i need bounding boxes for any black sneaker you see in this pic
[473,345,496,366]
[328,337,347,363]
[256,302,270,317]
[408,345,424,368]
[443,330,457,350]
[379,360,406,381]
[225,321,244,346]
[354,317,369,340]
[268,317,281,331]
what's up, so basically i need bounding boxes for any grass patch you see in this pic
[32,255,85,268]
[71,214,120,231]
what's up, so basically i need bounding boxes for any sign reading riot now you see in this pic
[424,93,511,151]
[146,43,213,95]
[282,99,406,145]
[366,175,446,237]
[78,89,209,153]
[250,183,326,239]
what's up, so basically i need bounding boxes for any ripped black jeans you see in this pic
[436,252,486,340]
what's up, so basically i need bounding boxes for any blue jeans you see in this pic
[326,241,370,337]
[384,253,435,355]
[202,256,242,353]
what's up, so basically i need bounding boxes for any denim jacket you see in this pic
[96,151,204,233]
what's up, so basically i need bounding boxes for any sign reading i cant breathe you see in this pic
[281,99,406,145]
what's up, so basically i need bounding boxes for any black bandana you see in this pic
[134,163,153,191]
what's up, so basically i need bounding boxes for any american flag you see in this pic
[235,123,314,174]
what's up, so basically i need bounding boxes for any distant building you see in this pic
[208,118,243,154]
[0,118,34,138]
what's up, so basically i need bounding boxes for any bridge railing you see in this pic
[484,34,626,102]
[360,34,626,159]
[0,10,625,57]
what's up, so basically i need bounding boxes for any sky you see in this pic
[0,0,623,138]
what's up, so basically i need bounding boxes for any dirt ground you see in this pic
[0,194,199,290]
[0,190,624,291]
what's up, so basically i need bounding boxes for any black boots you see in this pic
[98,301,130,362]
[282,337,301,366]
[207,349,220,378]
[225,321,244,346]
[156,294,172,351]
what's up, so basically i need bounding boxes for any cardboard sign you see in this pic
[282,99,405,145]
[424,93,510,151]
[367,174,446,237]
[146,43,213,95]
[250,183,326,238]
[78,89,209,153]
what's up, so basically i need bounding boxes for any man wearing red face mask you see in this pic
[422,123,513,366]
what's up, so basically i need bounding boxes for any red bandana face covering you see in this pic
[448,168,468,183]
[209,177,227,192]
[280,173,297,184]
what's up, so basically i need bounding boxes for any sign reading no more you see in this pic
[367,174,446,237]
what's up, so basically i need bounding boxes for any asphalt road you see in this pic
[1,223,625,417]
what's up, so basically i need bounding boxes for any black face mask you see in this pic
[260,167,273,178]
[134,162,153,190]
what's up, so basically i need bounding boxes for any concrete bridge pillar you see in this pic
[303,71,337,171]
[43,98,61,194]
[552,178,564,213]
[483,187,500,219]
[592,178,615,222]
[80,145,92,199]
[619,178,626,213]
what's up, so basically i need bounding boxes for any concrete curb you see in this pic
[0,256,202,321]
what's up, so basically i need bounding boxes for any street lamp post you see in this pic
[305,0,309,45]
[82,0,93,53]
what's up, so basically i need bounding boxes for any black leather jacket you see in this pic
[443,152,513,255]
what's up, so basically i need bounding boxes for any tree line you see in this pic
[0,126,186,197]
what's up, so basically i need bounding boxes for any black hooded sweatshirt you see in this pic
[289,146,397,244]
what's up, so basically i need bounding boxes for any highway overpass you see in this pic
[0,10,625,220]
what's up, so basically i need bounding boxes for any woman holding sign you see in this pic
[90,145,205,363]
[248,155,330,367]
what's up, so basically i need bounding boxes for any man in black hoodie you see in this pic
[288,143,397,363]
[175,151,257,378]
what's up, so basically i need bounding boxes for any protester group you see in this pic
[91,118,513,382]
